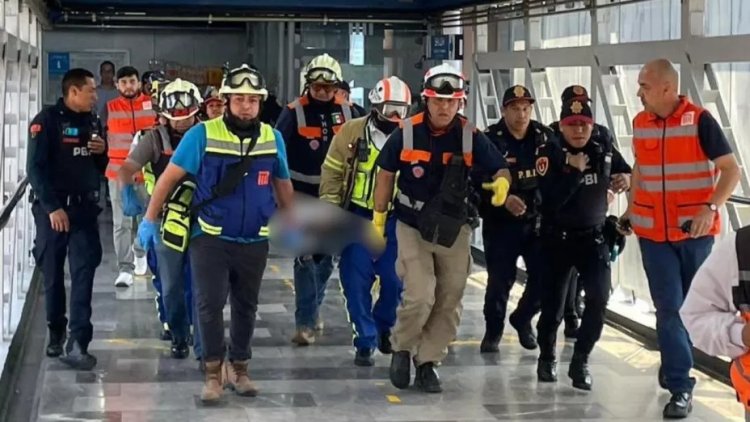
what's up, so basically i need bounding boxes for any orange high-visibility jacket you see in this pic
[105,93,156,180]
[631,96,720,242]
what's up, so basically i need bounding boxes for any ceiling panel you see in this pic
[53,0,471,13]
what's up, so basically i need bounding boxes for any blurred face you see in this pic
[502,100,532,135]
[560,121,593,148]
[206,100,225,119]
[337,89,349,102]
[168,116,196,133]
[229,94,262,120]
[637,67,669,114]
[117,75,140,99]
[309,82,336,102]
[100,64,115,86]
[426,97,461,128]
[68,77,98,112]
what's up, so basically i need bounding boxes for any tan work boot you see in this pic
[291,328,316,346]
[200,360,224,404]
[224,360,259,397]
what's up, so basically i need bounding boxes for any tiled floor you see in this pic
[31,211,746,421]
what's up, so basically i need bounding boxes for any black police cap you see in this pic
[560,99,593,125]
[561,85,590,103]
[502,85,535,107]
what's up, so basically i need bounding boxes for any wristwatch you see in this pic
[706,202,718,212]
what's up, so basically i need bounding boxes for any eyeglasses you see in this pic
[225,68,265,89]
[424,74,465,95]
[306,67,338,84]
[310,83,337,93]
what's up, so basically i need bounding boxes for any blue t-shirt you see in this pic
[171,122,290,243]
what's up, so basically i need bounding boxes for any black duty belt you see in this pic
[544,224,603,240]
[58,191,100,206]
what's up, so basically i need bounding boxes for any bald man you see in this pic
[619,58,740,418]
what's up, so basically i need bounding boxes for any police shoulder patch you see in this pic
[535,156,549,176]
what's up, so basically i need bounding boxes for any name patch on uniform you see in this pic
[309,140,320,151]
[506,157,517,164]
[257,171,270,186]
[681,111,694,126]
[331,112,343,125]
[142,101,153,111]
[535,156,549,176]
[63,127,79,136]
[412,165,425,178]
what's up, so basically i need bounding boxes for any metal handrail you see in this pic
[0,177,28,232]
[729,195,750,206]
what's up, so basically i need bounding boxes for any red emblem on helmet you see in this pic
[412,166,424,178]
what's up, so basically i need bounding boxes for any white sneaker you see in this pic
[115,272,134,288]
[134,254,148,276]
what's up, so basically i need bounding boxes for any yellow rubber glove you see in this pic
[368,210,387,253]
[482,177,511,207]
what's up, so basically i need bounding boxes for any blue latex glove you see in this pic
[138,218,160,252]
[121,184,144,217]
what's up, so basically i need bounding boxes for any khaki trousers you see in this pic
[390,221,472,364]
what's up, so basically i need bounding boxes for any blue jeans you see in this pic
[147,248,167,327]
[339,213,402,351]
[639,236,714,394]
[294,255,334,329]
[155,242,200,355]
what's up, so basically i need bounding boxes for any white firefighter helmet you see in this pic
[159,78,202,121]
[369,76,412,121]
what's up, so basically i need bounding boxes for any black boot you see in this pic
[537,358,557,382]
[480,332,500,353]
[354,348,374,367]
[414,362,442,393]
[378,332,393,355]
[568,354,592,390]
[564,317,579,339]
[509,313,537,350]
[160,329,172,341]
[171,340,190,359]
[59,339,97,371]
[663,392,692,419]
[46,329,66,358]
[389,351,411,389]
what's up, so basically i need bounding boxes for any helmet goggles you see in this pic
[161,90,200,119]
[380,102,410,121]
[305,67,339,84]
[225,67,265,90]
[424,73,465,95]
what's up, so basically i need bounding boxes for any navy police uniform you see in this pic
[535,99,631,389]
[548,85,618,336]
[474,85,554,352]
[27,98,107,362]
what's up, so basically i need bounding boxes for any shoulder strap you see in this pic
[189,123,265,215]
[734,227,750,309]
[155,125,173,154]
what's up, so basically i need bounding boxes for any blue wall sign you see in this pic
[430,36,450,60]
[48,52,70,75]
